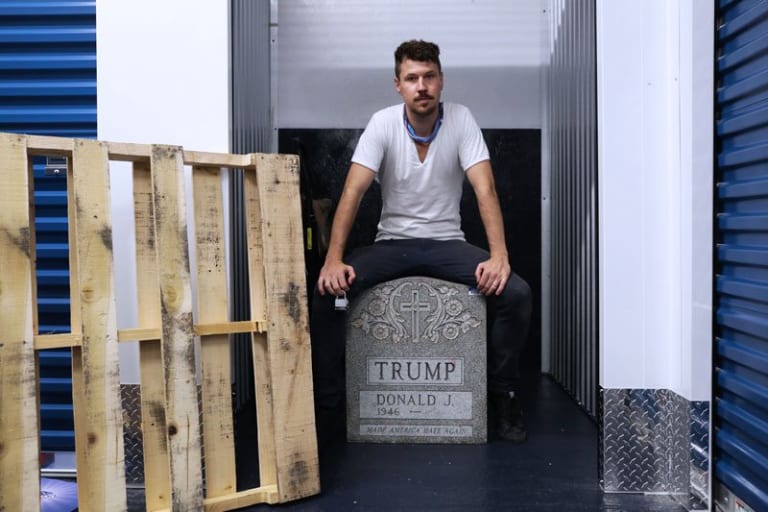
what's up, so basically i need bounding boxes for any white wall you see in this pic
[277,0,545,129]
[97,0,230,383]
[596,0,713,401]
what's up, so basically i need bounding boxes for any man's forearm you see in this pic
[325,192,362,263]
[477,189,508,259]
[324,163,375,263]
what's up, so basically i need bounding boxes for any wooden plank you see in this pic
[152,485,280,512]
[243,164,277,487]
[34,333,82,349]
[133,160,172,511]
[150,145,204,509]
[116,322,263,342]
[24,134,253,167]
[106,142,153,162]
[0,133,41,512]
[192,165,236,498]
[184,150,251,168]
[70,138,127,511]
[202,485,280,512]
[26,133,73,156]
[67,143,88,512]
[117,327,161,342]
[194,321,264,336]
[254,154,320,501]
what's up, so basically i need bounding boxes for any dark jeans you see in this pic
[310,238,532,409]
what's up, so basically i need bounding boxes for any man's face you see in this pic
[395,58,443,118]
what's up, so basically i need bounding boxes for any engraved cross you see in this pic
[400,288,430,342]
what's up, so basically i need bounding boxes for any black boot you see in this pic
[489,392,527,443]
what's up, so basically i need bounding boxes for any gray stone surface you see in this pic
[346,277,487,443]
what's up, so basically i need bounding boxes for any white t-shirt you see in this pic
[352,102,490,241]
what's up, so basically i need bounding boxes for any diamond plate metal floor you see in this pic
[127,374,688,511]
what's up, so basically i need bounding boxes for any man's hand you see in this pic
[318,259,356,296]
[474,254,511,296]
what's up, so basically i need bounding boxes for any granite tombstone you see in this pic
[346,276,487,443]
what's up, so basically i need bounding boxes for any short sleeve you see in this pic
[458,107,490,171]
[351,112,386,173]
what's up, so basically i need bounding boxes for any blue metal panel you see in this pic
[715,1,768,511]
[0,0,96,453]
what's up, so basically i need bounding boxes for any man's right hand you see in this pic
[317,259,356,296]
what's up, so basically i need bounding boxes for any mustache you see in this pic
[416,94,434,100]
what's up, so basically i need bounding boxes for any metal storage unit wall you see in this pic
[714,0,768,510]
[230,0,274,411]
[0,0,96,452]
[544,0,598,418]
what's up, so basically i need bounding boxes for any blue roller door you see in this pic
[715,0,768,510]
[0,0,96,452]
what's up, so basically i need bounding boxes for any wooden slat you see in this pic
[0,133,41,512]
[70,138,127,511]
[254,154,320,501]
[202,485,280,512]
[192,165,237,498]
[184,150,251,168]
[151,145,204,509]
[67,141,87,512]
[118,327,161,342]
[116,321,264,342]
[106,142,153,162]
[24,133,254,167]
[35,333,82,349]
[194,321,265,336]
[244,164,277,487]
[26,133,74,156]
[133,160,171,511]
[152,484,280,512]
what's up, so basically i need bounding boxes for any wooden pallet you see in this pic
[0,133,319,511]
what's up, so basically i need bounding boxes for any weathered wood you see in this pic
[202,485,280,512]
[150,145,204,509]
[35,333,82,349]
[192,165,237,498]
[26,133,73,156]
[118,327,162,342]
[115,321,264,342]
[70,138,127,511]
[194,321,265,336]
[183,150,251,168]
[153,484,280,512]
[0,133,41,512]
[66,139,89,512]
[244,164,277,487]
[254,154,320,501]
[105,142,153,162]
[133,160,171,511]
[0,132,321,510]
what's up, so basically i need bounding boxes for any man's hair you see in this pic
[394,40,441,78]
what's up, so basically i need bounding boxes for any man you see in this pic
[311,40,532,442]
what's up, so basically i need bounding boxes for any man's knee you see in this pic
[500,274,532,315]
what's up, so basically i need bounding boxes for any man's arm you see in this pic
[317,162,376,296]
[466,160,511,296]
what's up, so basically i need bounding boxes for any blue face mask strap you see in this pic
[403,103,444,144]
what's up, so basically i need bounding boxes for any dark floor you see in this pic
[128,374,688,512]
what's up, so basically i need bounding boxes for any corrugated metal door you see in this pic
[0,0,96,452]
[544,0,598,418]
[714,1,768,510]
